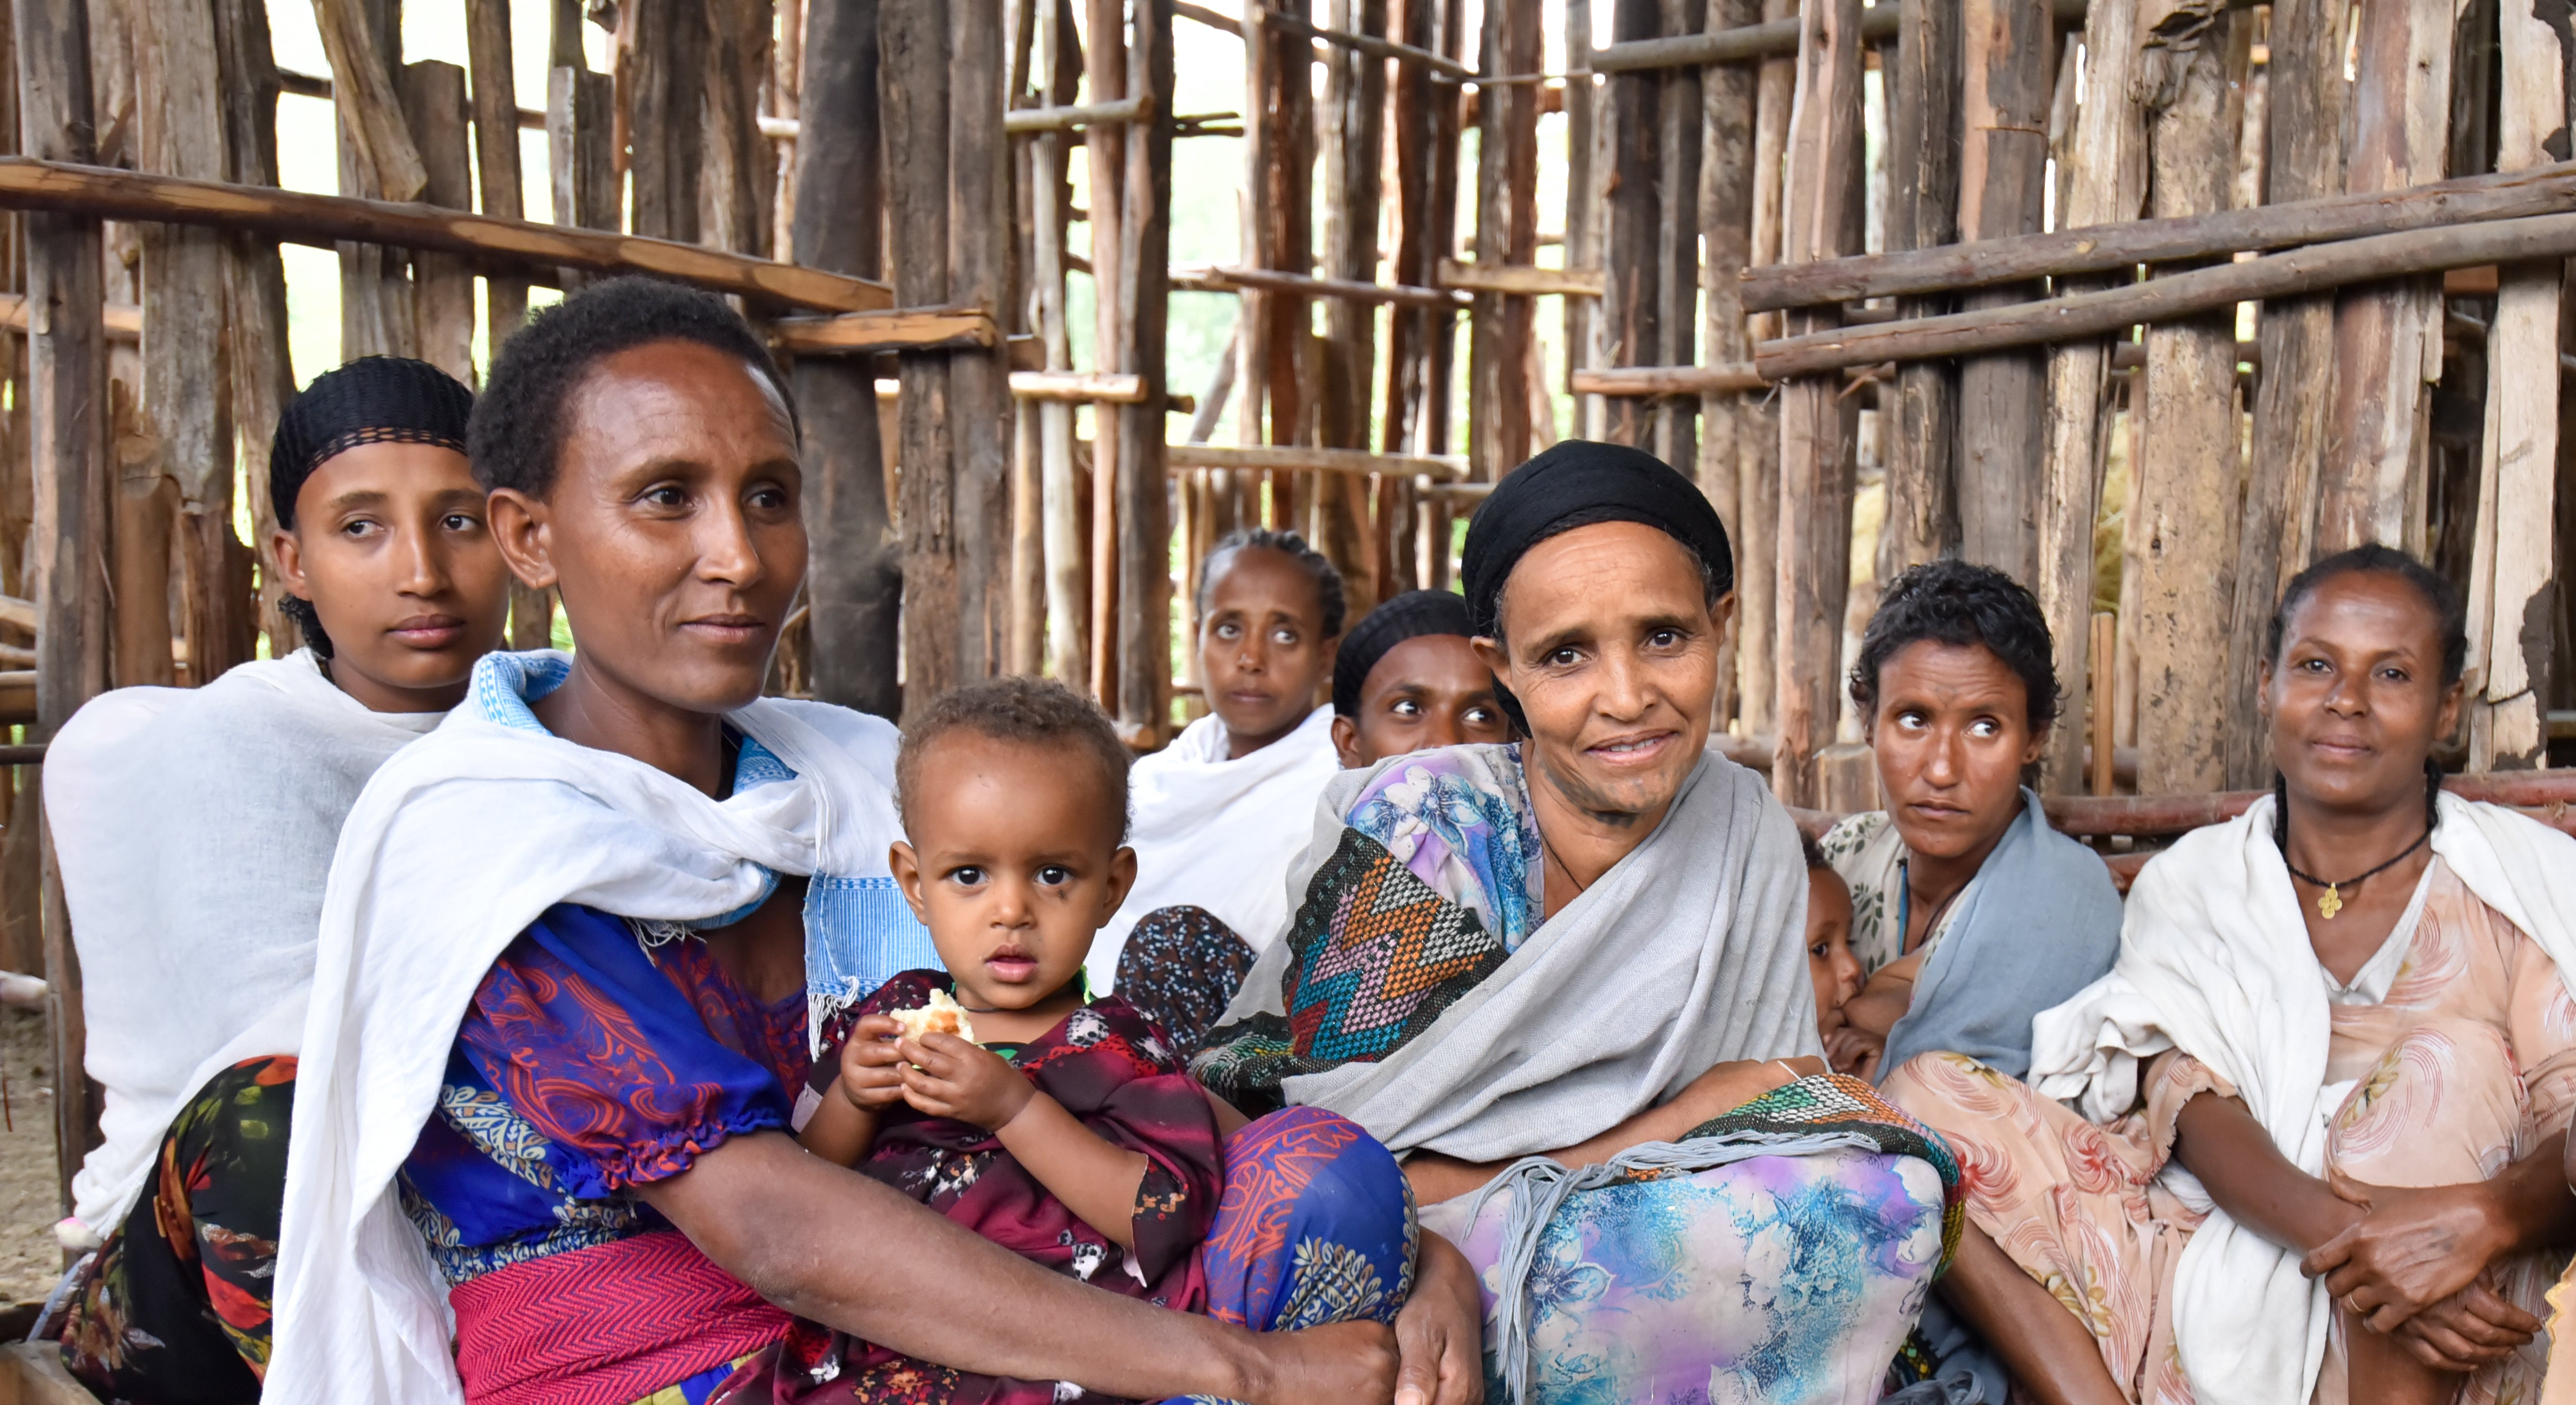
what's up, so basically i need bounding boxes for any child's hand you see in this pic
[898,1033,1037,1131]
[834,1014,911,1111]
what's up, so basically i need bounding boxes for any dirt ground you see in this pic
[0,1007,66,1304]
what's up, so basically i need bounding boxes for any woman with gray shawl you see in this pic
[1194,441,1963,1405]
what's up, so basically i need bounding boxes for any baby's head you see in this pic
[892,678,1136,1014]
[1802,832,1862,1032]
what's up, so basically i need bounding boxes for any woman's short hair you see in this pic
[468,275,796,500]
[896,676,1133,843]
[1195,528,1349,639]
[2265,543,2468,687]
[1848,559,2061,732]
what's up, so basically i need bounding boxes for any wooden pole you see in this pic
[2129,4,2247,796]
[625,0,707,244]
[400,62,479,385]
[465,0,530,351]
[1601,0,1662,454]
[323,0,416,361]
[1700,0,1756,726]
[794,0,900,716]
[951,0,1014,680]
[212,0,297,658]
[884,0,959,717]
[1951,0,2049,588]
[703,0,779,260]
[1880,0,1959,576]
[1035,0,1087,684]
[1090,0,1131,706]
[1774,0,1863,806]
[2467,0,2562,771]
[2034,0,2141,793]
[1564,0,1601,443]
[1315,0,1388,607]
[1736,0,1791,743]
[1113,0,1175,741]
[1651,0,1703,475]
[18,0,106,1212]
[2321,0,2456,556]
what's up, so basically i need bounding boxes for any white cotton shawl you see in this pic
[2028,793,2576,1405]
[267,652,907,1405]
[1087,705,1339,987]
[44,650,444,1239]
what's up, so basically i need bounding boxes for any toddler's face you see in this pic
[891,734,1135,1013]
[1806,866,1862,1029]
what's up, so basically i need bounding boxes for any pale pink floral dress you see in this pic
[1883,858,2576,1404]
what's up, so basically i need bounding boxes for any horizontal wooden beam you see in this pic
[1440,258,1603,297]
[1168,442,1471,480]
[1004,94,1155,134]
[0,595,32,633]
[1572,364,1769,395]
[1172,0,1476,79]
[1594,0,2083,72]
[1744,162,2576,312]
[0,157,893,314]
[772,307,997,353]
[283,67,547,132]
[2108,339,2257,370]
[1754,211,2576,378]
[1172,262,1468,307]
[1012,370,1146,402]
[0,293,137,341]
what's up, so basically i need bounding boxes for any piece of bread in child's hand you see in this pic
[888,987,977,1046]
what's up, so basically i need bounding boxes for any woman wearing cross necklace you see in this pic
[1889,544,2576,1405]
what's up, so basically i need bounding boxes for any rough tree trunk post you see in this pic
[1091,0,1132,705]
[2222,0,2341,786]
[2322,0,2456,555]
[2039,0,2145,791]
[465,0,530,350]
[795,0,901,716]
[1737,0,1792,743]
[1315,0,1387,607]
[950,0,1014,680]
[400,61,479,384]
[318,0,420,360]
[1775,0,1864,806]
[1565,0,1601,445]
[884,0,958,718]
[1882,0,1959,576]
[213,0,298,656]
[2466,0,2563,770]
[1035,0,1086,684]
[2131,2,2246,796]
[1602,0,1661,454]
[1702,0,1759,727]
[1650,0,1703,474]
[702,0,776,260]
[1113,0,1175,741]
[625,0,707,244]
[1952,0,2049,589]
[19,0,108,1212]
[1468,0,1538,481]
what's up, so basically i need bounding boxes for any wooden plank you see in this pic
[790,0,901,717]
[626,0,709,244]
[465,0,529,351]
[2467,0,2562,771]
[311,0,428,201]
[1952,0,2049,589]
[2036,0,2145,793]
[1003,93,1154,132]
[18,0,107,1216]
[1573,363,1767,394]
[884,0,959,716]
[2221,0,2342,787]
[0,158,897,313]
[1438,260,1599,300]
[1113,0,1176,738]
[1168,442,1471,478]
[400,62,479,384]
[1879,0,1960,578]
[2130,2,2247,796]
[950,0,1016,680]
[772,307,998,353]
[1740,163,2576,312]
[1753,209,2576,376]
[2320,0,2456,556]
[1773,0,1864,806]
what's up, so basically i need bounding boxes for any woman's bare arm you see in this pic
[1402,1057,1819,1204]
[1840,951,1923,1040]
[640,1130,1400,1405]
[2170,1091,2362,1253]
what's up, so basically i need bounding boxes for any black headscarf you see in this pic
[1461,440,1735,637]
[1332,589,1479,717]
[268,357,476,658]
[269,356,475,529]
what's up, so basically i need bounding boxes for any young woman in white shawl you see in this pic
[267,277,1483,1405]
[1886,546,2576,1405]
[41,356,512,1397]
[1194,441,1965,1405]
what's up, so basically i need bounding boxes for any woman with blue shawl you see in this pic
[1195,441,1964,1405]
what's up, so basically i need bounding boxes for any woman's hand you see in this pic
[899,1032,1037,1131]
[1392,1232,1486,1405]
[836,1015,912,1111]
[2301,1170,2513,1331]
[1239,1321,1400,1405]
[2387,1283,2541,1371]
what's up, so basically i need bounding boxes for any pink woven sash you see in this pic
[450,1231,791,1405]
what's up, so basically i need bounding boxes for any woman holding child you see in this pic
[269,278,1482,1405]
[1198,441,1962,1405]
[1888,546,2576,1405]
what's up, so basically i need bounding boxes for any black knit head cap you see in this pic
[268,356,475,529]
[1460,439,1735,638]
[1332,589,1480,717]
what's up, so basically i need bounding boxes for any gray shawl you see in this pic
[1878,787,2124,1080]
[1206,742,1820,1163]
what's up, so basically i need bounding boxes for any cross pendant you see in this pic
[2317,885,2343,921]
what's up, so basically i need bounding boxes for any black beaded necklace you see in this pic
[2271,759,2441,921]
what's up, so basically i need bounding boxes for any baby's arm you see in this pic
[900,1033,1153,1250]
[799,1014,907,1166]
[1841,949,1925,1040]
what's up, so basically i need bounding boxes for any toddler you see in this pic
[1802,833,1870,1076]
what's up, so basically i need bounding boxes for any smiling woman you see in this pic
[1197,441,1964,1405]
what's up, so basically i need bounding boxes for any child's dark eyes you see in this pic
[1037,865,1072,887]
[947,865,986,887]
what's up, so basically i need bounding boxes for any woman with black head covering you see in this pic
[1196,441,1963,1405]
[43,356,509,1397]
[1328,588,1512,769]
